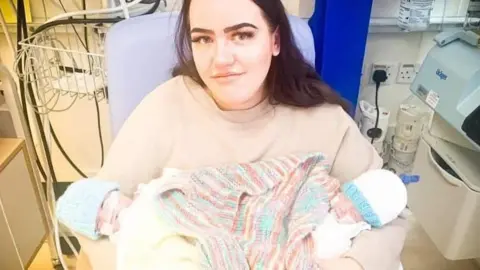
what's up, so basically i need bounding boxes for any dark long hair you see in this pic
[172,0,350,112]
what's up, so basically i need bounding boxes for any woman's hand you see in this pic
[318,257,364,270]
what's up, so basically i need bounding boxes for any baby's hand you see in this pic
[96,191,132,236]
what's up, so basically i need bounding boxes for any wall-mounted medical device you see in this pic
[410,30,480,150]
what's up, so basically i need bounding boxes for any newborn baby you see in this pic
[56,168,406,269]
[312,169,407,260]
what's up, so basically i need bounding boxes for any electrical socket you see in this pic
[396,63,419,84]
[369,62,398,85]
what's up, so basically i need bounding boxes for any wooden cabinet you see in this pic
[0,138,48,269]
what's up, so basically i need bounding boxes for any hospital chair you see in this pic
[105,12,316,137]
[102,12,403,270]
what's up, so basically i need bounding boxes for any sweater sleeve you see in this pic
[56,179,119,240]
[330,111,408,270]
[94,80,178,197]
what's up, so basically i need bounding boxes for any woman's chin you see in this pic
[214,96,259,111]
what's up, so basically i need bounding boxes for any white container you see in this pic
[392,136,420,153]
[395,103,428,142]
[408,132,480,260]
[397,0,435,31]
[387,147,417,175]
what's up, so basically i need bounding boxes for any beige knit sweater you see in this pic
[75,76,407,270]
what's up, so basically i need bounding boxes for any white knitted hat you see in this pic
[341,169,407,227]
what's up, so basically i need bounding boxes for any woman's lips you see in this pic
[211,72,245,83]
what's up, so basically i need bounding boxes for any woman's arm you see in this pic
[74,78,180,269]
[329,113,408,270]
[94,80,179,196]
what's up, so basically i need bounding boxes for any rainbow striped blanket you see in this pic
[155,153,333,269]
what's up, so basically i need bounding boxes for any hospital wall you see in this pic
[358,32,436,126]
[0,0,469,182]
[359,0,469,129]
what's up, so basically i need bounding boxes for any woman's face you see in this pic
[189,0,280,110]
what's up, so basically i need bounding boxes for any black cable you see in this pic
[57,0,89,51]
[370,70,388,144]
[81,0,105,166]
[50,122,87,177]
[372,83,380,144]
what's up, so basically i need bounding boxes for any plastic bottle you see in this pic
[397,0,436,31]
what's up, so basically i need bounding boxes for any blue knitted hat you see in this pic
[341,182,382,227]
[341,169,408,228]
[56,179,119,240]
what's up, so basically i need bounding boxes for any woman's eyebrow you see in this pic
[223,23,258,33]
[190,23,258,35]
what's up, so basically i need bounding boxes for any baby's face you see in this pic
[331,193,364,223]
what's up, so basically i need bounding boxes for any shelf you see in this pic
[0,138,23,171]
[369,16,479,33]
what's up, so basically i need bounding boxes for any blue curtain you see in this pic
[309,0,374,115]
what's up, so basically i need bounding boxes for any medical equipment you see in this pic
[407,129,480,260]
[410,30,480,151]
[405,29,480,261]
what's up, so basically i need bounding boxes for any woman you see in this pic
[75,0,408,269]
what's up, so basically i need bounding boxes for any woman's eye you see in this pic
[192,36,212,44]
[233,32,254,42]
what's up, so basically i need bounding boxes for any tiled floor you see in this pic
[401,213,479,270]
[31,214,479,270]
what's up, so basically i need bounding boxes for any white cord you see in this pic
[41,106,73,270]
[45,0,143,23]
[54,207,71,269]
[60,228,80,257]
[119,0,131,19]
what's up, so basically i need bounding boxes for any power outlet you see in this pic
[396,63,419,84]
[370,63,398,85]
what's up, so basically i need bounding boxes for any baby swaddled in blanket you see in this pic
[56,152,407,270]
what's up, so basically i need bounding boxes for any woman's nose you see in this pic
[213,39,234,66]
